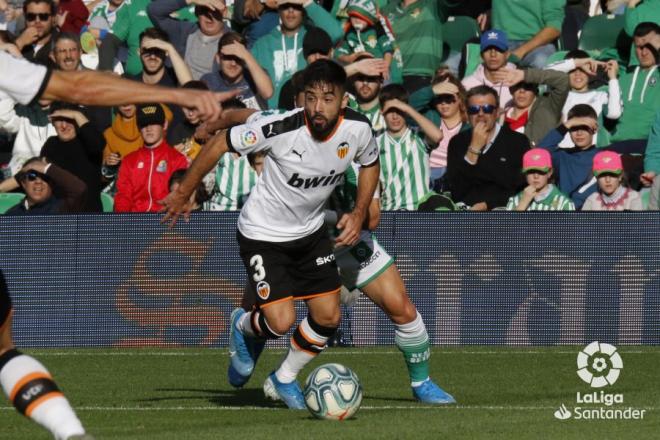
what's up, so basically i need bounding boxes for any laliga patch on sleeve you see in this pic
[240,129,259,147]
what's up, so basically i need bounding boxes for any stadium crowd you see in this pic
[0,0,659,213]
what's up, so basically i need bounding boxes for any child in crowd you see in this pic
[582,151,643,210]
[506,148,575,211]
[337,0,394,80]
[378,84,439,210]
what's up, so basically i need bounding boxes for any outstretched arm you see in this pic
[43,69,235,122]
[160,129,231,226]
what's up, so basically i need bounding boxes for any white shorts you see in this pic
[334,230,394,290]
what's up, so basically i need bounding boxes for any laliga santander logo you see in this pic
[576,341,623,388]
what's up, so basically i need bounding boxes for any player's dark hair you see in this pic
[23,0,55,15]
[139,27,169,45]
[302,59,347,93]
[567,103,597,120]
[633,22,660,38]
[466,85,500,108]
[378,83,409,108]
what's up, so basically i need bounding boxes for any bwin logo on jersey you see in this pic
[337,142,350,159]
[287,170,344,189]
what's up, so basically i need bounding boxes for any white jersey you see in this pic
[227,108,379,242]
[0,51,50,105]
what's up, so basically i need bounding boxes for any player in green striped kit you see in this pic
[377,84,440,210]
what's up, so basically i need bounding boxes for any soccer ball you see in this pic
[303,363,362,421]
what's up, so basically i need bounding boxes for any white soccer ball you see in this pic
[303,363,363,421]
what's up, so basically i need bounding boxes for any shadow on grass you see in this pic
[135,387,284,408]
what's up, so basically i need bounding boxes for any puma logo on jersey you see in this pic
[266,124,275,137]
[287,170,344,189]
[292,149,305,160]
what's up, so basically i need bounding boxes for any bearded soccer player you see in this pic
[161,59,380,409]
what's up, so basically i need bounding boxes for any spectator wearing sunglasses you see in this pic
[427,73,468,191]
[4,157,86,215]
[445,85,530,211]
[200,31,272,110]
[15,0,58,66]
[536,103,601,209]
[148,0,228,80]
[132,27,193,88]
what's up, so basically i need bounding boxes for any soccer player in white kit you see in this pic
[161,60,380,409]
[0,48,232,438]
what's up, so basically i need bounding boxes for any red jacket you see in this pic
[114,140,188,213]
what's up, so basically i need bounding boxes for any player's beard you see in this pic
[306,111,340,141]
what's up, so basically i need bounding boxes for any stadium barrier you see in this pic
[1,212,658,347]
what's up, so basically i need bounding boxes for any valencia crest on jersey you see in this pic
[228,108,378,242]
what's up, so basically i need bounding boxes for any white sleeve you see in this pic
[0,97,21,134]
[605,79,622,120]
[354,128,379,166]
[0,52,51,105]
[227,110,298,157]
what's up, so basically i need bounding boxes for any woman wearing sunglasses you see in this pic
[428,73,468,191]
[4,157,86,215]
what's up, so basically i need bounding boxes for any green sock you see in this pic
[394,313,431,386]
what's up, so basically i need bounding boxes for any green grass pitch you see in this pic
[1,347,658,439]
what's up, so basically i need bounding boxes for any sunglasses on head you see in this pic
[433,94,457,105]
[467,104,496,115]
[141,47,167,58]
[25,12,51,22]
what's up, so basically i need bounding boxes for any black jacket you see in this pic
[445,125,530,209]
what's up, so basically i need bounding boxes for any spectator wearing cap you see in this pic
[491,0,564,69]
[537,103,601,209]
[336,0,395,81]
[582,150,643,210]
[250,0,343,108]
[200,31,273,110]
[506,148,575,211]
[148,0,228,80]
[444,85,530,210]
[114,103,188,212]
[492,65,569,146]
[40,102,105,212]
[4,157,87,215]
[462,29,517,109]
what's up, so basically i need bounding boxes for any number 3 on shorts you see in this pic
[250,254,266,282]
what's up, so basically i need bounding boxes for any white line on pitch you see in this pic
[23,350,653,356]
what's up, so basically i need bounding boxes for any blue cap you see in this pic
[480,29,509,52]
